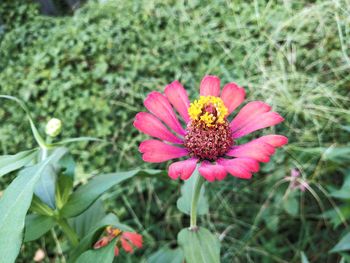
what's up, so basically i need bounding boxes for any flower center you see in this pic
[184,96,233,161]
[188,96,228,127]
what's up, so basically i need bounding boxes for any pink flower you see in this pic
[134,75,288,181]
[94,227,143,256]
[93,236,110,249]
[291,168,300,178]
[120,232,143,253]
[289,168,308,192]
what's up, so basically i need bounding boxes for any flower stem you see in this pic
[57,219,79,247]
[190,171,205,230]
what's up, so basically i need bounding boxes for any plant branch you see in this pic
[57,219,79,247]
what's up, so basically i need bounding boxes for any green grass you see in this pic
[1,0,350,262]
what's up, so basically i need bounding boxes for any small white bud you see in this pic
[45,118,62,137]
[33,248,45,262]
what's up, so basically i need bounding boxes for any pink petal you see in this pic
[218,158,259,179]
[93,237,109,249]
[230,101,271,132]
[168,158,198,180]
[134,112,183,144]
[114,246,120,256]
[164,80,190,123]
[198,161,227,182]
[232,112,284,139]
[199,75,220,97]
[122,232,143,248]
[144,91,185,136]
[227,141,275,163]
[121,237,133,253]
[255,135,288,147]
[220,83,246,114]
[227,135,288,162]
[139,140,188,163]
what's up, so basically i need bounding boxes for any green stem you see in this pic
[57,219,79,247]
[190,171,205,230]
[0,95,48,149]
[41,147,48,161]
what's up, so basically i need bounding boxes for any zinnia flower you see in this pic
[134,75,288,181]
[94,227,143,256]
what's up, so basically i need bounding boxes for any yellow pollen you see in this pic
[188,96,228,127]
[106,226,122,237]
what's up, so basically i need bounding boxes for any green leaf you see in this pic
[24,214,55,242]
[177,227,220,263]
[75,237,116,263]
[0,95,47,148]
[322,204,350,228]
[34,148,68,209]
[323,146,350,164]
[55,153,76,209]
[0,148,65,263]
[68,213,130,263]
[60,170,139,218]
[330,232,350,253]
[69,199,106,238]
[265,214,280,232]
[148,246,184,263]
[53,137,106,146]
[34,164,57,209]
[59,153,76,179]
[283,195,299,217]
[177,170,208,215]
[0,149,37,178]
[136,169,165,178]
[330,175,350,200]
[30,196,55,216]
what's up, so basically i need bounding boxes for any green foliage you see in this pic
[0,96,146,262]
[75,237,116,263]
[177,169,209,216]
[67,213,131,263]
[69,199,106,239]
[0,149,37,177]
[24,214,56,242]
[283,191,299,217]
[0,148,66,263]
[0,0,39,41]
[1,0,347,173]
[148,246,184,263]
[331,232,350,253]
[60,169,139,217]
[178,227,221,263]
[0,0,349,262]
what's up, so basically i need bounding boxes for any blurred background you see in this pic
[0,0,349,262]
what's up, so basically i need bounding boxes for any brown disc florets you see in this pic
[184,121,233,161]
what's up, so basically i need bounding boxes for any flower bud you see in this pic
[45,118,62,137]
[93,237,110,249]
